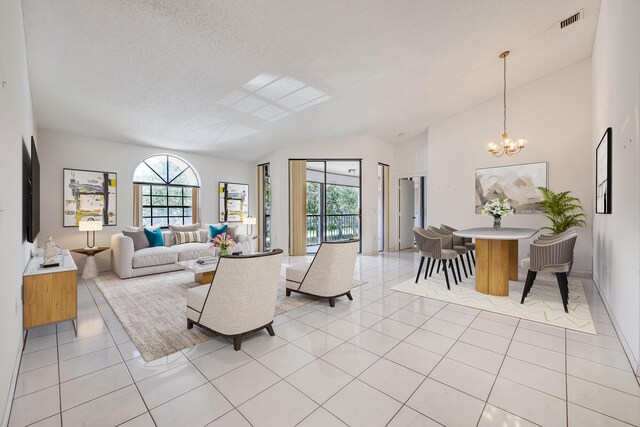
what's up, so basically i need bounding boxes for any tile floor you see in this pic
[8,251,640,426]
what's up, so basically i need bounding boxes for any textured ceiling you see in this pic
[22,0,600,161]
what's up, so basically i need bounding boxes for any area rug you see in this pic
[392,273,596,334]
[94,268,364,361]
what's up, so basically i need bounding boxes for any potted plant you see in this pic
[211,233,237,256]
[482,197,513,230]
[536,187,586,234]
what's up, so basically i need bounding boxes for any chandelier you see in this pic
[487,51,527,157]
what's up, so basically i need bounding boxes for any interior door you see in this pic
[399,178,415,250]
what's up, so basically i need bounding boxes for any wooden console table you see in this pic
[23,249,78,335]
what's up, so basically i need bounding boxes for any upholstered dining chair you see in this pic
[520,233,578,313]
[441,224,475,270]
[285,240,359,307]
[536,228,578,242]
[186,249,284,351]
[427,226,468,282]
[414,227,458,289]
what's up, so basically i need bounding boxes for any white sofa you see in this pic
[111,226,248,279]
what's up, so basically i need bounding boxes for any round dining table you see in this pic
[453,227,538,296]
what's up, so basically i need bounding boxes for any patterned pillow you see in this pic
[169,223,200,245]
[174,231,204,245]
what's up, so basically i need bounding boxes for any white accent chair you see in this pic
[186,249,283,351]
[285,240,358,307]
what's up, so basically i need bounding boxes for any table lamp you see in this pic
[79,218,102,249]
[243,216,256,236]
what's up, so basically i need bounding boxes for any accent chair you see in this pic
[285,240,358,307]
[186,249,283,351]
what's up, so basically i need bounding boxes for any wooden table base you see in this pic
[196,271,215,285]
[475,238,518,296]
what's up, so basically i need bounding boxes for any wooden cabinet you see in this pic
[23,250,78,332]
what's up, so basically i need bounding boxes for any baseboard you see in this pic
[592,277,640,376]
[1,333,24,427]
[569,268,593,279]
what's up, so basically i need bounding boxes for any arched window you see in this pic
[133,155,200,227]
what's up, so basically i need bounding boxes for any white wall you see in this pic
[591,0,640,373]
[38,130,256,272]
[0,0,36,423]
[411,59,593,273]
[258,135,396,255]
[394,131,428,178]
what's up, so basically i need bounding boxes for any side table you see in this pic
[71,247,110,280]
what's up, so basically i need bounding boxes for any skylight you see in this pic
[216,73,331,124]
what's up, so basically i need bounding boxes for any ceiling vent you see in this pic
[559,9,583,29]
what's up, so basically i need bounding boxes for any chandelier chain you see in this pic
[487,50,527,158]
[503,53,507,135]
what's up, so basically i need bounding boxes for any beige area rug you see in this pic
[94,268,364,361]
[392,273,596,334]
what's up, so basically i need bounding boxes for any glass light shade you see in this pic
[79,220,103,231]
[517,138,527,147]
[243,217,257,225]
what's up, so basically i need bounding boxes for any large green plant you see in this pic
[537,187,586,234]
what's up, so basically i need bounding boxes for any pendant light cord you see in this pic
[503,54,507,135]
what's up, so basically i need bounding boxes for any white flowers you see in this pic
[482,198,513,219]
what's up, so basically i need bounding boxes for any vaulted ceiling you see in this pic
[22,0,600,161]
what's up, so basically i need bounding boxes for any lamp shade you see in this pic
[79,220,103,232]
[243,217,257,225]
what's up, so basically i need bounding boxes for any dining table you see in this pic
[453,227,538,296]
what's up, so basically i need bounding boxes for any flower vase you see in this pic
[219,247,229,256]
[493,217,501,231]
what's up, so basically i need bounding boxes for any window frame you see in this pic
[133,155,200,228]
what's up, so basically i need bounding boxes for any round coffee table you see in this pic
[71,247,110,280]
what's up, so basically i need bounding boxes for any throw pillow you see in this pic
[209,224,227,241]
[226,225,238,240]
[169,223,200,245]
[174,231,203,245]
[144,227,165,247]
[122,229,149,251]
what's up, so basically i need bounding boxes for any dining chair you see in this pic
[413,227,458,289]
[440,224,475,273]
[520,233,578,313]
[427,226,468,282]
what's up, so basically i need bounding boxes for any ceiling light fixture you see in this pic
[487,51,527,157]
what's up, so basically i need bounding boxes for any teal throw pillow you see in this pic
[144,227,165,247]
[209,224,227,241]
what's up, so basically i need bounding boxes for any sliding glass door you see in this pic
[305,160,361,253]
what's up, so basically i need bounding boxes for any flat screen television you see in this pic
[24,136,40,243]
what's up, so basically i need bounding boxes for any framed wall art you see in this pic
[475,162,548,214]
[219,182,249,222]
[63,168,117,226]
[596,127,612,214]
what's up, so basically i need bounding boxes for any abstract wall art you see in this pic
[596,127,612,214]
[475,162,548,214]
[63,168,117,226]
[219,182,249,222]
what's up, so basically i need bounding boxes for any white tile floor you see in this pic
[8,251,640,426]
